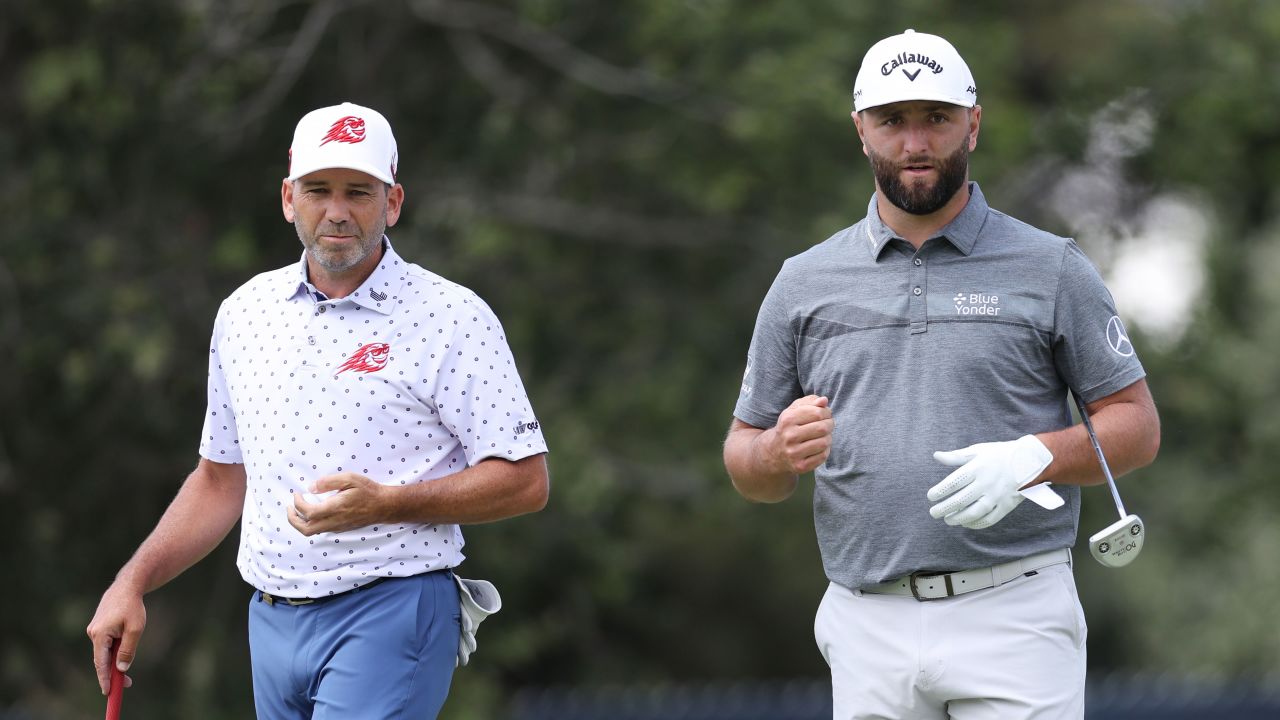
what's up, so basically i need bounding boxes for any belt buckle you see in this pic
[908,572,953,602]
[260,590,315,606]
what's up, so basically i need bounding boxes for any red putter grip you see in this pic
[105,640,124,720]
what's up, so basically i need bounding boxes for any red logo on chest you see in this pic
[320,116,366,146]
[336,342,390,374]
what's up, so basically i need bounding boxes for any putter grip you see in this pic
[106,641,124,720]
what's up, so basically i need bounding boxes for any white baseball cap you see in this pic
[853,29,977,112]
[286,102,399,185]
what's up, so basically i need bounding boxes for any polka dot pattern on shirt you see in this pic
[199,242,547,597]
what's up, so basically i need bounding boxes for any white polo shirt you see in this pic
[199,239,547,598]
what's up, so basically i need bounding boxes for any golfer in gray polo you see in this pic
[723,29,1160,719]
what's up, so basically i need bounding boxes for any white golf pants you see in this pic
[815,563,1086,720]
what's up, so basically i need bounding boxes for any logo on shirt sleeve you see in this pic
[336,342,391,374]
[1106,316,1135,357]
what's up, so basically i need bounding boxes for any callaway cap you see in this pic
[853,29,976,112]
[286,102,398,185]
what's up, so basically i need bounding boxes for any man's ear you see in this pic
[281,179,295,223]
[967,105,982,152]
[384,184,405,228]
[851,110,869,158]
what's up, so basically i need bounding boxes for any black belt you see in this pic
[258,575,390,607]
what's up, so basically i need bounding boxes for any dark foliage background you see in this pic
[3,1,1278,717]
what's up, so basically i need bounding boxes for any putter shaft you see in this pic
[1073,394,1127,519]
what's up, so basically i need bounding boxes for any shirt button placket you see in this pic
[909,254,928,334]
[305,303,325,352]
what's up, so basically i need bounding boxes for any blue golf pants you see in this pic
[248,571,460,719]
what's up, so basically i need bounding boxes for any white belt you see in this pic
[862,548,1072,601]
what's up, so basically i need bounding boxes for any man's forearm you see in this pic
[724,423,799,503]
[1036,380,1161,487]
[384,454,549,525]
[116,459,247,594]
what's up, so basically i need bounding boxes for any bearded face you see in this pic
[294,204,387,275]
[289,168,390,276]
[856,101,977,217]
[867,140,970,216]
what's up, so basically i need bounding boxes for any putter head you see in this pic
[1088,514,1144,567]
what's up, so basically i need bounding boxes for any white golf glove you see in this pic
[928,435,1057,530]
[454,575,502,667]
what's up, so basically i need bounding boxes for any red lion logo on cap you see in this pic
[336,342,390,375]
[320,116,366,146]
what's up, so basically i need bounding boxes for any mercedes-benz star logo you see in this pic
[1106,315,1135,357]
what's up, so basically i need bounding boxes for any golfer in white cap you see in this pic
[725,30,1160,719]
[88,102,549,718]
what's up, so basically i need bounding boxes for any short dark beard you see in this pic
[869,142,969,216]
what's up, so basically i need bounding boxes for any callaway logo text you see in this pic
[881,52,944,79]
[336,342,390,375]
[320,116,367,146]
[953,292,1001,316]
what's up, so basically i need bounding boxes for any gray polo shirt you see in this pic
[734,183,1145,590]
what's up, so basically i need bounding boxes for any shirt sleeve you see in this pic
[1052,240,1147,403]
[198,303,243,463]
[434,296,547,464]
[733,265,804,429]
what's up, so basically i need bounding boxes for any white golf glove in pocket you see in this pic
[454,575,502,667]
[928,434,1058,530]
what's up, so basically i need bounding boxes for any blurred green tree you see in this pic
[3,1,1279,718]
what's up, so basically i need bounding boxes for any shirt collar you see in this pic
[861,181,989,260]
[283,236,404,315]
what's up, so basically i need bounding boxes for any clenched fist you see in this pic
[764,395,834,475]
